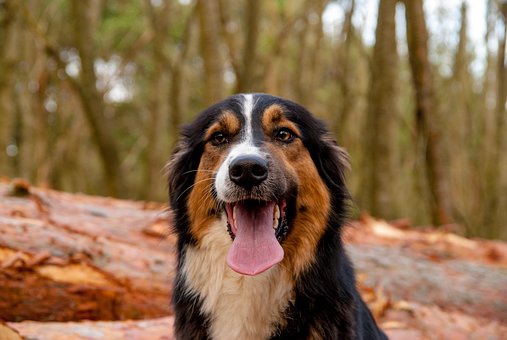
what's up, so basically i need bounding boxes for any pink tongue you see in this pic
[227,202,284,276]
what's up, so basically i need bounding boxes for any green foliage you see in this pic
[99,1,145,53]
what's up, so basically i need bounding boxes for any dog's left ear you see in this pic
[312,133,350,198]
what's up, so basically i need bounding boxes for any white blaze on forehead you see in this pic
[215,94,265,202]
[242,93,255,145]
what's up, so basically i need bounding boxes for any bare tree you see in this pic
[142,0,171,200]
[69,0,125,197]
[168,7,196,146]
[362,0,399,219]
[197,0,224,105]
[403,0,454,226]
[235,0,261,93]
[261,4,299,95]
[293,0,327,107]
[334,0,356,135]
[483,1,507,237]
[0,1,16,176]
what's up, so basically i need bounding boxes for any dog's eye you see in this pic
[275,128,294,143]
[210,132,228,146]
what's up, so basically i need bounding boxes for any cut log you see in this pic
[0,179,174,321]
[0,322,22,340]
[6,317,174,340]
[1,179,506,338]
[3,307,507,340]
[346,216,507,323]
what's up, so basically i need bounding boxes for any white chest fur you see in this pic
[182,218,294,340]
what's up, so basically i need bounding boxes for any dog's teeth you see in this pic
[273,204,280,229]
[233,205,237,223]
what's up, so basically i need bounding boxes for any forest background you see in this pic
[0,0,506,240]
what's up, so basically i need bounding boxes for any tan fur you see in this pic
[261,104,301,138]
[261,104,284,128]
[188,112,241,243]
[187,150,223,241]
[204,111,241,141]
[309,327,325,340]
[183,217,294,340]
[261,105,331,275]
[282,141,331,275]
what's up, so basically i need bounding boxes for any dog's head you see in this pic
[168,94,349,276]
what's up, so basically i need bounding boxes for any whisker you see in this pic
[182,169,218,176]
[174,178,215,202]
[201,186,218,209]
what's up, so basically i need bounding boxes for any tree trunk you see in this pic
[169,8,196,147]
[197,0,224,105]
[304,0,326,110]
[363,0,398,219]
[483,2,507,238]
[235,0,261,93]
[0,1,16,177]
[449,2,477,231]
[262,8,297,95]
[142,0,171,201]
[403,0,453,226]
[334,0,356,136]
[70,1,124,197]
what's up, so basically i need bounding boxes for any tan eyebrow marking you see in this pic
[204,111,241,141]
[261,104,301,137]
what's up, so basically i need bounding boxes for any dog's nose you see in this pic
[229,155,268,189]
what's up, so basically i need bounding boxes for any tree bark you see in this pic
[363,0,398,219]
[403,0,453,226]
[334,0,356,136]
[483,2,507,238]
[0,180,173,321]
[292,1,312,106]
[197,0,224,105]
[304,0,326,110]
[0,1,16,177]
[169,8,196,147]
[235,0,261,93]
[262,7,298,95]
[142,0,171,201]
[448,2,477,231]
[70,1,124,197]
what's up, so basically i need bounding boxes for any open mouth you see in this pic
[224,199,289,276]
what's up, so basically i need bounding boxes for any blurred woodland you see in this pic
[0,0,506,239]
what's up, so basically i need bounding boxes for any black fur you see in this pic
[168,94,387,339]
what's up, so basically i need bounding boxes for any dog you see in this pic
[167,94,387,339]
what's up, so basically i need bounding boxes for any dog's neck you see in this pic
[182,217,294,340]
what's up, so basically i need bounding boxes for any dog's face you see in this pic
[168,94,348,276]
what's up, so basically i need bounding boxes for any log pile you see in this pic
[0,178,175,322]
[0,178,506,339]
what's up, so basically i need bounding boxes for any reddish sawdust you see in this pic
[0,178,506,339]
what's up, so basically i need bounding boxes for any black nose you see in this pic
[229,155,268,189]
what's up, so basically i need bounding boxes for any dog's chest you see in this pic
[182,219,294,340]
